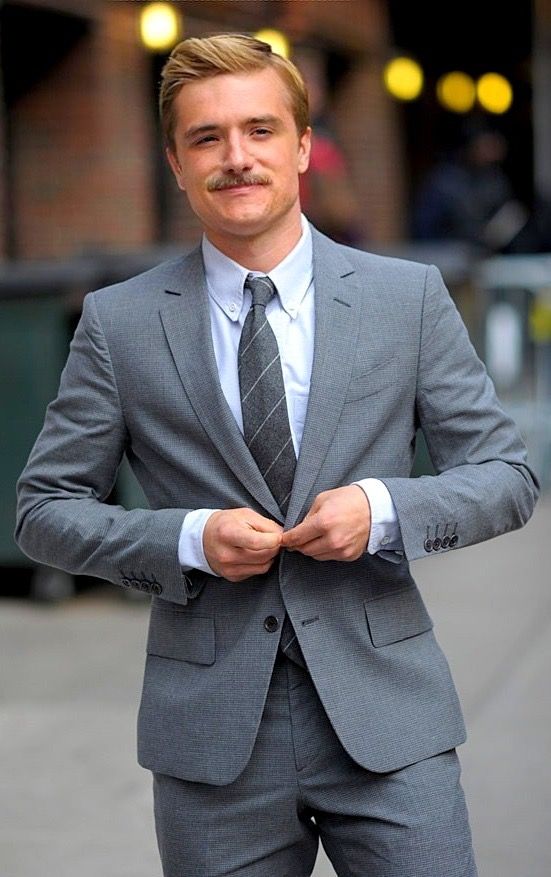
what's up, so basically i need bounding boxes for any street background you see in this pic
[2,495,549,877]
[2,2,551,876]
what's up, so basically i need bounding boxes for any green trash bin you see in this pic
[0,293,77,598]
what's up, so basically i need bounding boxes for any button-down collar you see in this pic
[202,215,313,322]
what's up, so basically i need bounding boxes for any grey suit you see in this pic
[16,228,538,870]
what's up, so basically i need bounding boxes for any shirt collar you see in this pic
[201,215,313,322]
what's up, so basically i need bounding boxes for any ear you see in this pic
[298,126,312,175]
[166,147,186,191]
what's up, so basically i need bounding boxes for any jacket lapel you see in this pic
[159,248,283,521]
[286,230,364,526]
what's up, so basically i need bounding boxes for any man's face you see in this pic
[167,68,311,248]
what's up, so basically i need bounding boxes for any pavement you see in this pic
[1,496,550,877]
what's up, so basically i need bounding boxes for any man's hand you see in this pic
[281,485,371,561]
[203,508,283,582]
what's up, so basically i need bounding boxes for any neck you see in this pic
[204,212,303,273]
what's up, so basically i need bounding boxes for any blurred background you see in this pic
[1,2,550,875]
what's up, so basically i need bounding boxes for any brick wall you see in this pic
[4,0,406,257]
[10,2,156,259]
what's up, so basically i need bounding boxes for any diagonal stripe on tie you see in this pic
[238,274,296,513]
[241,353,281,403]
[246,394,287,448]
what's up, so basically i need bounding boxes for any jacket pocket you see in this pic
[364,586,433,647]
[146,605,215,665]
[343,357,397,404]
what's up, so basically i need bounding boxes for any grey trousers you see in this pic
[152,652,477,877]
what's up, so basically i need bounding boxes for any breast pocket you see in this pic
[344,357,397,404]
[146,604,215,665]
[364,586,433,647]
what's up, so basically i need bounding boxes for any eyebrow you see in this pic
[183,115,282,141]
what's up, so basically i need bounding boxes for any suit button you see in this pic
[432,537,442,550]
[449,534,459,548]
[424,538,433,552]
[121,577,130,587]
[151,583,163,595]
[139,581,150,591]
[264,615,279,633]
[442,536,450,549]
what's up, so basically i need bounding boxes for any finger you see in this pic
[244,512,284,535]
[234,526,282,551]
[281,515,322,548]
[285,535,329,558]
[229,545,281,564]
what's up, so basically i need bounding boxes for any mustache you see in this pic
[206,172,271,191]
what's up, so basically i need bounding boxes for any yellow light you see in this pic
[476,73,513,114]
[383,57,424,101]
[140,3,182,53]
[437,72,476,114]
[254,28,291,60]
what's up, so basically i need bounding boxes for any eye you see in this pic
[251,127,272,138]
[194,134,219,146]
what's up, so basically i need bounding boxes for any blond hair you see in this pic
[160,33,310,147]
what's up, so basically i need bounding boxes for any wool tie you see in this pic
[238,274,296,514]
[238,274,306,668]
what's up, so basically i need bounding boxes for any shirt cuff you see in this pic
[354,478,403,555]
[178,509,221,576]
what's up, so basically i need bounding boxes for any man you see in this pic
[16,34,538,877]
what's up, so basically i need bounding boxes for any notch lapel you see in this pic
[285,231,364,526]
[159,248,283,521]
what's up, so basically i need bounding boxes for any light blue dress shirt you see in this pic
[178,217,402,574]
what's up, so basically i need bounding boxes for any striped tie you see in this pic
[238,274,296,514]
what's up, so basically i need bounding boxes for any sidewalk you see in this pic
[1,498,549,877]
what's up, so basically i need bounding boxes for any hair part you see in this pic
[160,33,310,148]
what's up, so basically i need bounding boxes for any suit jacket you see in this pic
[15,227,538,785]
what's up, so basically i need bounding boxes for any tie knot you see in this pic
[245,274,276,309]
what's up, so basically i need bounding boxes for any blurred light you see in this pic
[530,296,551,343]
[254,28,291,59]
[476,73,513,114]
[383,57,424,101]
[140,3,182,52]
[437,72,476,113]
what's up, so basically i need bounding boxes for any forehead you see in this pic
[173,67,294,131]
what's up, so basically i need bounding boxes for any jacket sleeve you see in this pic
[380,265,539,561]
[14,292,197,605]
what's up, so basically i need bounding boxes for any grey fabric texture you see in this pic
[153,654,477,877]
[239,274,296,514]
[15,226,539,785]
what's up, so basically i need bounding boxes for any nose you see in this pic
[221,132,253,174]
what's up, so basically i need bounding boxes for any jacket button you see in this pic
[449,534,459,548]
[121,577,130,587]
[264,615,280,633]
[442,536,450,548]
[151,583,163,595]
[432,537,442,550]
[424,538,433,552]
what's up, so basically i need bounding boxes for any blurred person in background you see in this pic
[15,33,538,877]
[296,48,363,245]
[412,125,529,253]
